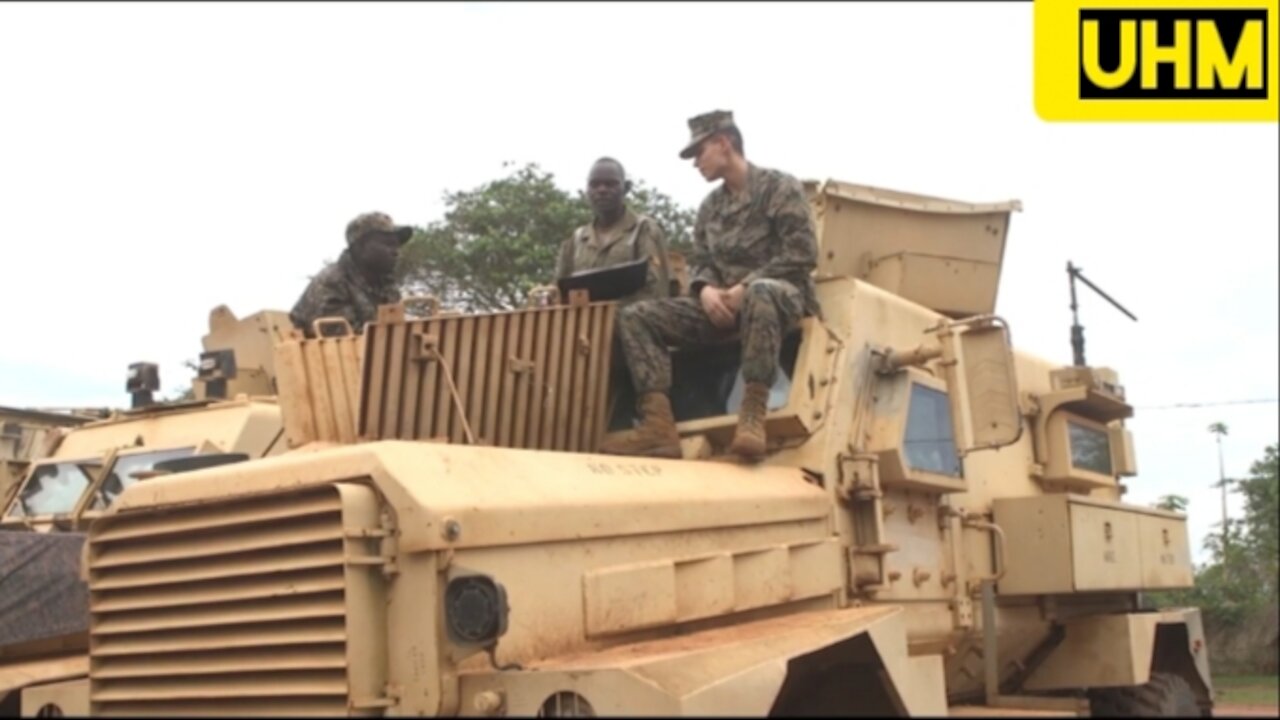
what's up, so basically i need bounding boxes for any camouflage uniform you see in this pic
[556,208,672,303]
[289,212,411,337]
[617,162,819,395]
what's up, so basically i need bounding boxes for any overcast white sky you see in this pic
[1,2,1276,562]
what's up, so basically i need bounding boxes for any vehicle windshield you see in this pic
[90,447,196,511]
[5,459,98,519]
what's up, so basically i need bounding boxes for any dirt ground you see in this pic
[1214,704,1279,717]
[951,701,1277,717]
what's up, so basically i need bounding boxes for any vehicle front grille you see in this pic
[87,483,386,717]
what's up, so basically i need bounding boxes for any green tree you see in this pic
[398,163,576,311]
[1238,443,1278,598]
[1154,494,1188,513]
[397,162,696,312]
[1150,443,1279,628]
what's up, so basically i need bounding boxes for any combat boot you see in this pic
[598,393,682,459]
[729,382,770,461]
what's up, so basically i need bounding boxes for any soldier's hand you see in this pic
[722,283,746,312]
[700,285,736,329]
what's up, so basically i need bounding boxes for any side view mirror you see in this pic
[883,315,1022,457]
[940,316,1022,454]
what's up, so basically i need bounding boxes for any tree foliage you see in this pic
[1155,494,1189,513]
[1151,443,1279,629]
[397,162,695,312]
[1238,443,1278,596]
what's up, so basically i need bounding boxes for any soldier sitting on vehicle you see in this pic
[290,212,413,338]
[600,110,820,462]
[556,157,672,304]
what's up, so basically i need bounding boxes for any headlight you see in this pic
[445,574,509,646]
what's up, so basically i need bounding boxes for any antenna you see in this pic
[1067,261,1137,367]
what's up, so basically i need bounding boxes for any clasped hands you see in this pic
[699,283,746,329]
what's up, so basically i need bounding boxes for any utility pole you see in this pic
[1208,422,1231,556]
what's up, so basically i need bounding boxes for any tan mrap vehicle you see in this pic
[1,405,99,512]
[0,310,290,718]
[1,302,294,534]
[0,397,285,534]
[71,179,1208,717]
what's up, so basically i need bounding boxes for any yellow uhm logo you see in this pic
[1035,0,1278,121]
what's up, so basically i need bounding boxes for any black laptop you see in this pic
[556,258,649,302]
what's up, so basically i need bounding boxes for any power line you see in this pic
[1135,398,1279,410]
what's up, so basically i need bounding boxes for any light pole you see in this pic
[1208,422,1231,554]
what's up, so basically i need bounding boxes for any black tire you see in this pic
[1088,671,1202,717]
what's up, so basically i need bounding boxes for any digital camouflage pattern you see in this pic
[688,163,820,316]
[618,279,804,394]
[614,160,818,395]
[289,249,401,337]
[679,109,737,159]
[557,209,672,304]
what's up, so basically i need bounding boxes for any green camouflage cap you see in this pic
[345,211,414,246]
[679,109,736,159]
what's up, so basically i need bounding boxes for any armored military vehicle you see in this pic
[1,406,100,513]
[0,306,290,535]
[0,307,290,717]
[23,179,1210,717]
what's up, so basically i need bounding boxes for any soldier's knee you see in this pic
[617,301,653,334]
[746,279,804,319]
[743,280,788,313]
[746,279,789,299]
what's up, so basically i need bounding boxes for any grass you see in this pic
[1214,675,1279,707]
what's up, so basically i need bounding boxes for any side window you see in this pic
[1041,411,1119,489]
[90,447,196,510]
[6,461,96,518]
[1068,420,1112,475]
[903,384,962,478]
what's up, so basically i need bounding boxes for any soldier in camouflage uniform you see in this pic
[601,111,820,461]
[290,212,413,337]
[557,157,671,304]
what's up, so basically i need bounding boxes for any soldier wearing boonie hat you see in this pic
[289,211,414,337]
[601,110,820,462]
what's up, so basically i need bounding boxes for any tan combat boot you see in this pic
[598,393,682,459]
[729,382,770,461]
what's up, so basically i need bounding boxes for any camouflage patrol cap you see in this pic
[679,109,736,159]
[345,212,414,246]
